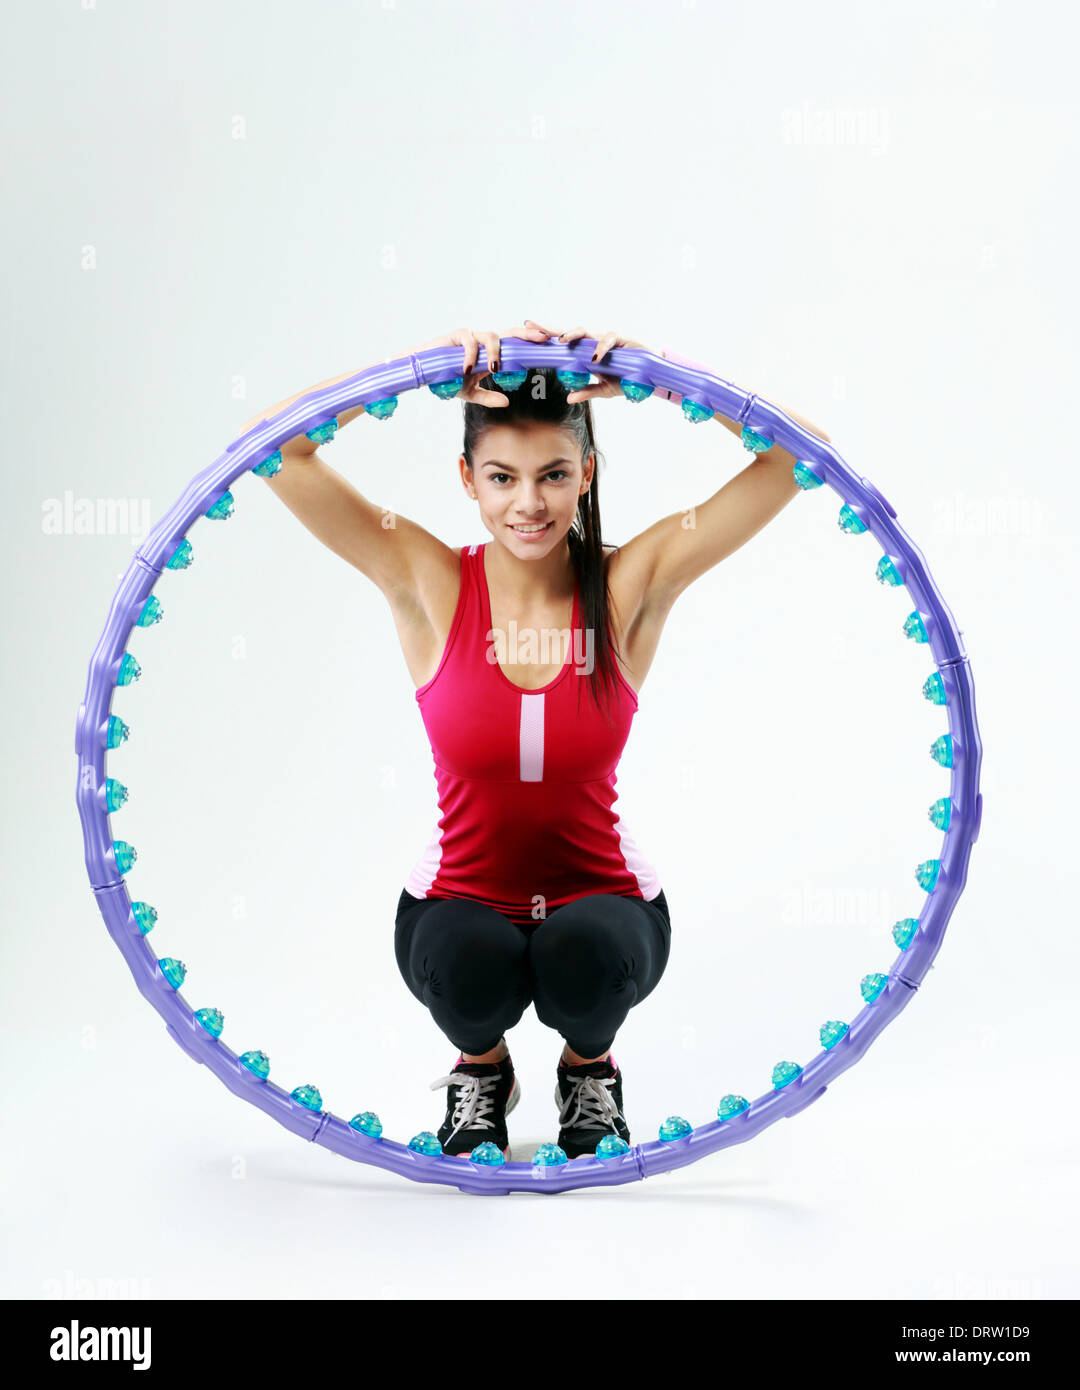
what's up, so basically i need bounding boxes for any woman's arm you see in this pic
[617,395,832,611]
[233,354,452,602]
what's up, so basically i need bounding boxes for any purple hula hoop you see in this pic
[74,338,983,1196]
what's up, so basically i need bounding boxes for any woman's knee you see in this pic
[530,900,633,1000]
[531,895,666,998]
[406,899,530,996]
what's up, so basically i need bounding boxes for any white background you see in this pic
[2,0,1076,1300]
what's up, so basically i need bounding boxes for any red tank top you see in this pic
[405,540,662,925]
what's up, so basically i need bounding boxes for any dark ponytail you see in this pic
[462,368,625,727]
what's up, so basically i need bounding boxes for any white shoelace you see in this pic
[430,1068,502,1145]
[559,1073,620,1130]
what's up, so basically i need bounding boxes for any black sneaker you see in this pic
[554,1054,630,1160]
[430,1055,520,1161]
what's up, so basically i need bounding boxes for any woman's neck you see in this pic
[484,533,576,608]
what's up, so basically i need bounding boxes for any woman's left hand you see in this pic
[522,321,651,403]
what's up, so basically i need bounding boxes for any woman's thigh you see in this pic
[394,889,533,1009]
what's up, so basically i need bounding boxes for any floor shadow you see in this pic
[210,1146,807,1209]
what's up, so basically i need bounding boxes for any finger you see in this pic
[558,325,590,344]
[591,331,618,362]
[567,377,623,404]
[454,329,479,377]
[465,386,510,407]
[480,330,502,375]
[564,382,606,404]
[524,320,558,339]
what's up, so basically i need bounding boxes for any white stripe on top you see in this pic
[519,692,544,782]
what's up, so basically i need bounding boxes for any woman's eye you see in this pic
[490,470,567,484]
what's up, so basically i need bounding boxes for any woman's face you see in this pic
[463,422,594,555]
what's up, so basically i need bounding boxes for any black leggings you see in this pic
[394,887,672,1059]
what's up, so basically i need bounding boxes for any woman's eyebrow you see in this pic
[479,458,575,469]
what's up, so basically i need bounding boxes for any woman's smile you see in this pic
[508,520,554,539]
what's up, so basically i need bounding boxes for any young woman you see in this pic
[239,321,830,1163]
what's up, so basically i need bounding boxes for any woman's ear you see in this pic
[459,454,477,498]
